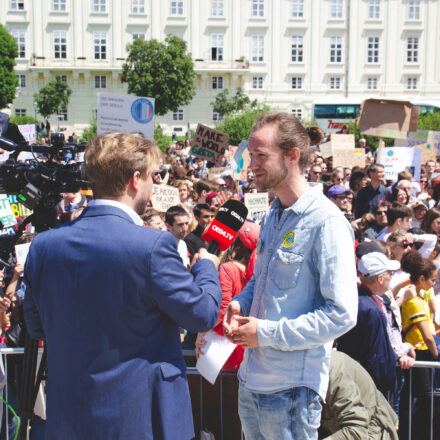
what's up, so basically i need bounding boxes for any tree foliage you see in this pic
[0,24,18,109]
[121,35,196,116]
[80,117,97,142]
[9,115,36,125]
[348,122,394,150]
[417,111,440,131]
[215,106,269,146]
[33,76,72,119]
[211,87,258,117]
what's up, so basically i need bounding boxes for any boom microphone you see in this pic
[202,199,248,254]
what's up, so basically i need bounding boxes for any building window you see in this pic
[210,33,224,61]
[53,0,66,11]
[291,35,303,63]
[93,31,107,60]
[171,0,184,16]
[211,76,224,90]
[252,76,264,89]
[93,0,106,12]
[291,108,303,119]
[211,0,224,16]
[59,107,68,121]
[367,36,379,63]
[251,34,264,62]
[291,77,303,89]
[367,77,378,90]
[131,0,145,14]
[10,1,24,10]
[53,30,67,59]
[132,33,145,42]
[406,37,419,63]
[408,0,420,20]
[60,75,68,83]
[212,110,223,121]
[15,109,26,116]
[172,109,184,121]
[407,77,418,90]
[251,0,264,17]
[330,0,343,19]
[329,76,341,90]
[329,36,342,63]
[16,74,26,88]
[367,0,380,19]
[291,0,304,18]
[94,75,107,88]
[11,30,26,58]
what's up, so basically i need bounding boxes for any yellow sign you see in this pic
[282,231,295,248]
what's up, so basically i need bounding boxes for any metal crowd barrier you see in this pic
[0,348,438,440]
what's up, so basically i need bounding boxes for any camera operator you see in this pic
[23,132,222,440]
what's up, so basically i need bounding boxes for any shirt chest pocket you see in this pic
[270,249,304,290]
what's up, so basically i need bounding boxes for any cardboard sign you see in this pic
[151,184,180,212]
[378,147,421,181]
[395,130,440,156]
[0,194,17,228]
[331,134,355,149]
[207,167,230,181]
[229,142,251,181]
[18,124,36,144]
[333,148,366,169]
[319,141,333,159]
[97,93,155,140]
[415,143,436,164]
[244,192,269,222]
[191,124,229,165]
[358,99,419,139]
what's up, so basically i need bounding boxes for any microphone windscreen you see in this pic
[202,199,248,251]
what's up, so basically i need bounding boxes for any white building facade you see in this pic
[2,0,440,134]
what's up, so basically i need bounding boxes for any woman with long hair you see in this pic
[421,207,440,236]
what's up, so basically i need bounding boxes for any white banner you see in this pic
[97,93,155,140]
[378,147,422,181]
[18,124,36,144]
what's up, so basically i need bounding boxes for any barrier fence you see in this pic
[0,348,438,440]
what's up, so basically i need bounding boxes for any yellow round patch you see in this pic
[282,231,295,248]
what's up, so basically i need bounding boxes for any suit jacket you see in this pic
[24,204,222,440]
[337,284,396,395]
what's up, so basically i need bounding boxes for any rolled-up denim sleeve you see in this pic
[257,216,358,350]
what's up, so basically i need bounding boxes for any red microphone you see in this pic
[202,199,248,253]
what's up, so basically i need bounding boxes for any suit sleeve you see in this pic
[149,233,222,332]
[23,244,45,340]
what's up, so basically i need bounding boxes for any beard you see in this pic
[134,196,148,215]
[255,161,289,191]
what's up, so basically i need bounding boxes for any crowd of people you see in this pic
[1,114,440,439]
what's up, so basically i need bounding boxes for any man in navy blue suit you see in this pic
[23,132,222,440]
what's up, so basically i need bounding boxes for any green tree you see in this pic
[215,106,269,146]
[121,35,196,116]
[211,87,258,117]
[9,115,36,125]
[348,122,394,150]
[80,117,97,142]
[0,24,18,109]
[33,75,72,120]
[417,111,440,131]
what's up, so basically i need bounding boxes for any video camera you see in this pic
[0,133,89,266]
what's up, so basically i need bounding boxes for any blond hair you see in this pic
[251,112,310,170]
[85,132,160,197]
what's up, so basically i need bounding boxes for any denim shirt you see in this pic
[234,184,358,399]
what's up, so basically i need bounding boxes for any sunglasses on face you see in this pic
[376,211,387,216]
[399,242,414,249]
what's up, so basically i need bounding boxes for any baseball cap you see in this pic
[328,185,350,198]
[237,221,260,250]
[358,252,400,277]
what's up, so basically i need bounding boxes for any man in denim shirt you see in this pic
[224,113,358,439]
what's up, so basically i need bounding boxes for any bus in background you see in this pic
[312,99,440,134]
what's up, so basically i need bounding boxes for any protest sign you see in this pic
[333,149,366,169]
[415,143,436,164]
[230,141,251,181]
[244,192,269,222]
[207,167,230,181]
[378,147,421,181]
[18,124,36,143]
[395,130,440,157]
[191,124,229,165]
[331,134,355,149]
[358,99,419,139]
[151,184,180,212]
[7,194,33,232]
[97,93,155,139]
[319,141,333,159]
[15,243,31,264]
[0,194,17,228]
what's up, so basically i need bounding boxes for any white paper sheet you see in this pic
[196,330,236,385]
[15,243,31,264]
